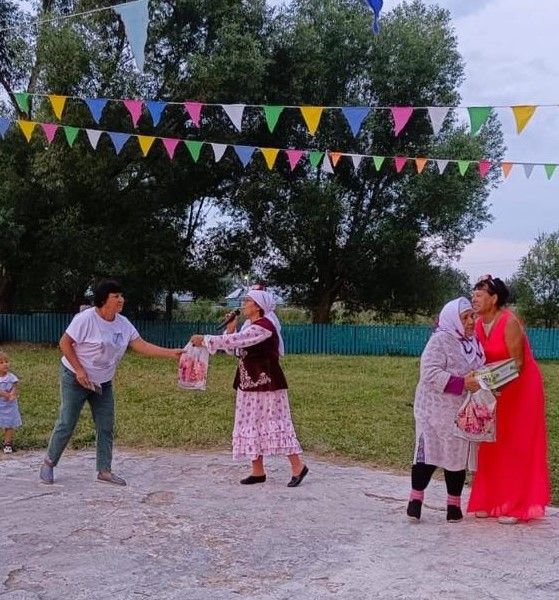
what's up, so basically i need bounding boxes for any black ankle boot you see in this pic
[447,505,463,522]
[407,499,422,521]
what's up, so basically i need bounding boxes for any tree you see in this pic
[216,0,504,322]
[514,232,559,328]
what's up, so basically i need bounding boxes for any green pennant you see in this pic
[14,92,30,114]
[185,140,203,162]
[467,106,491,135]
[263,105,284,133]
[457,160,470,176]
[544,164,557,180]
[373,155,385,171]
[63,126,80,147]
[309,151,324,168]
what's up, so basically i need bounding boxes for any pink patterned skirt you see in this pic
[232,389,302,460]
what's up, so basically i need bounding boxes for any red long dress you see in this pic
[467,310,550,520]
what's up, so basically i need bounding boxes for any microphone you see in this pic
[215,309,240,332]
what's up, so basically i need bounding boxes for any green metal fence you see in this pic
[1,313,558,359]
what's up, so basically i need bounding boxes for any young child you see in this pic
[0,351,21,453]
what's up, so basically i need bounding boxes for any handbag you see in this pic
[453,389,497,442]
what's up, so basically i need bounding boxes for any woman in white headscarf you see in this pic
[190,289,308,487]
[407,297,485,523]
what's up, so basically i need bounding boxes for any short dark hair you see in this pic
[93,279,124,307]
[473,276,509,308]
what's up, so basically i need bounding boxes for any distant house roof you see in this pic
[226,288,245,300]
[174,292,193,302]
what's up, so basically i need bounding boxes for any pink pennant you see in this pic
[394,156,407,173]
[478,160,491,177]
[41,123,59,144]
[123,99,144,128]
[184,101,203,127]
[285,149,304,171]
[161,137,180,159]
[390,106,414,136]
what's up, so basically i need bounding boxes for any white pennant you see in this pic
[86,129,102,149]
[350,154,364,170]
[321,154,334,174]
[523,163,534,179]
[436,159,449,174]
[211,143,227,162]
[222,104,245,132]
[427,107,450,135]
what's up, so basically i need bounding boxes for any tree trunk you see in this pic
[311,290,337,324]
[164,291,174,321]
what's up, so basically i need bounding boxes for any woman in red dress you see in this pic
[467,276,550,523]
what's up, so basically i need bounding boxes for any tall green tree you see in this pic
[215,0,504,321]
[515,232,559,328]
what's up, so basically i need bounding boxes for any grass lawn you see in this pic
[6,343,559,502]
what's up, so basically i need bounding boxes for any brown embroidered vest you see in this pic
[233,317,288,392]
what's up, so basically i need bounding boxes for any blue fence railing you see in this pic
[1,313,558,359]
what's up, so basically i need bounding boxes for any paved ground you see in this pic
[1,449,558,600]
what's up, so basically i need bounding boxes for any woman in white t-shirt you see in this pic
[39,279,183,486]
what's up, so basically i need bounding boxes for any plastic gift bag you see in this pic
[454,389,497,442]
[178,343,209,390]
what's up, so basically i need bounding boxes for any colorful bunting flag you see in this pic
[350,154,363,170]
[415,157,428,174]
[41,123,59,144]
[501,162,513,178]
[544,164,557,180]
[85,98,108,124]
[394,156,407,173]
[184,101,203,127]
[86,129,102,149]
[185,140,203,162]
[511,105,537,134]
[436,159,449,174]
[234,145,256,167]
[321,154,334,174]
[390,106,413,136]
[211,143,227,162]
[63,126,80,147]
[260,147,279,170]
[222,104,245,132]
[161,137,180,159]
[523,163,534,179]
[18,120,36,142]
[329,152,342,167]
[341,107,370,137]
[308,150,324,168]
[0,117,10,138]
[263,106,284,133]
[478,160,491,177]
[48,95,67,120]
[457,160,470,176]
[286,149,304,171]
[365,0,383,35]
[112,0,149,72]
[300,107,324,136]
[145,101,167,126]
[137,135,155,156]
[123,99,144,128]
[108,131,130,154]
[427,106,450,135]
[373,155,385,171]
[14,92,30,114]
[468,106,491,135]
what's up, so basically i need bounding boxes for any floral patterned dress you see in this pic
[204,317,302,460]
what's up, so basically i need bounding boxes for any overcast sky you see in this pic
[270,0,559,282]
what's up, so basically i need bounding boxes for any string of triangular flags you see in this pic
[4,118,558,180]
[1,0,148,71]
[7,92,551,137]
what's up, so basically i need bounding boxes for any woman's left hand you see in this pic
[190,335,204,347]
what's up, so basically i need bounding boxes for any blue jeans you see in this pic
[47,365,115,472]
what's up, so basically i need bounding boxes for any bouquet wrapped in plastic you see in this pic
[454,389,497,442]
[178,343,209,390]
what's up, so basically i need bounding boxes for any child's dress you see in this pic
[0,372,21,428]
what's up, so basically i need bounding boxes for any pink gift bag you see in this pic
[178,343,209,390]
[454,389,497,442]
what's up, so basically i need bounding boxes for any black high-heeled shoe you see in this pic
[287,465,308,487]
[240,474,266,485]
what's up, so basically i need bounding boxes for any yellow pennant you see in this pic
[300,106,324,136]
[260,147,279,169]
[511,105,536,134]
[137,135,156,156]
[17,120,36,142]
[415,157,428,174]
[502,162,513,178]
[49,95,67,120]
[329,152,342,167]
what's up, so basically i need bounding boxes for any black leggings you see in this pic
[411,463,466,497]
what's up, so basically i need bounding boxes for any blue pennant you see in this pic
[365,0,383,35]
[341,107,371,136]
[108,132,131,155]
[234,145,256,167]
[0,117,11,138]
[85,98,109,124]
[145,100,167,126]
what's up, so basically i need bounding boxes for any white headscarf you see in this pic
[244,289,285,356]
[436,297,484,366]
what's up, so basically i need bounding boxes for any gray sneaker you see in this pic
[39,460,54,484]
[97,471,127,486]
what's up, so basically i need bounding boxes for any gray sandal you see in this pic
[97,471,127,486]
